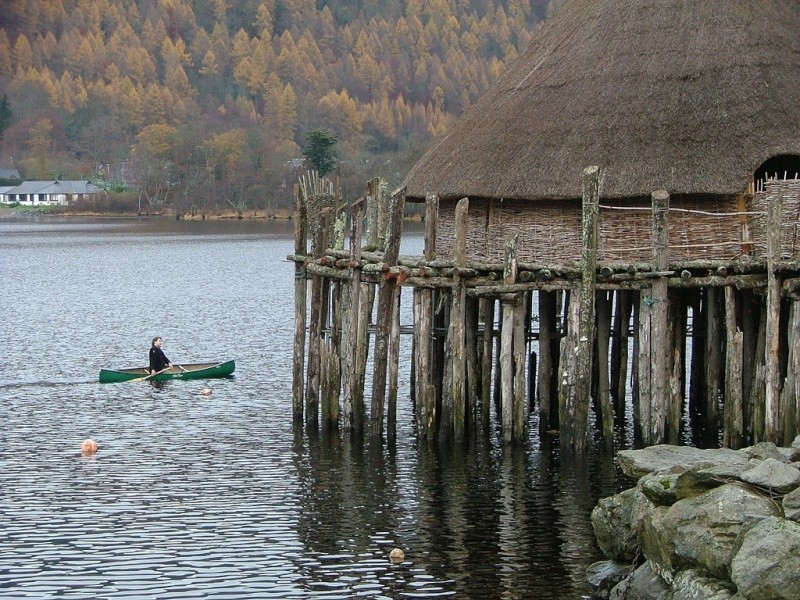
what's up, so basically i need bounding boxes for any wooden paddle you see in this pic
[178,365,189,373]
[130,366,170,383]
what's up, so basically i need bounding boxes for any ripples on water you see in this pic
[0,216,632,599]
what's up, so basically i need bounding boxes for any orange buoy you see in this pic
[389,548,405,563]
[81,439,98,456]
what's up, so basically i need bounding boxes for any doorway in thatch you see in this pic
[754,154,800,191]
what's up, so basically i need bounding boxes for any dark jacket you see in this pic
[149,346,170,372]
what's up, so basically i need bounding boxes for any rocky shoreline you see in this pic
[588,441,800,600]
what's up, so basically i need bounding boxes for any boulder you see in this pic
[740,457,800,495]
[783,485,800,521]
[740,441,789,463]
[669,568,735,599]
[730,517,800,600]
[617,445,748,480]
[591,487,639,561]
[609,561,669,600]
[639,469,682,505]
[586,560,634,599]
[642,484,781,580]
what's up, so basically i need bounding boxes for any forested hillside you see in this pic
[0,0,556,211]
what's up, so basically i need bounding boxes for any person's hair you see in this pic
[151,336,162,346]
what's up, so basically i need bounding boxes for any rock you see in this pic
[740,457,800,495]
[617,445,748,480]
[609,561,670,600]
[591,487,639,561]
[740,441,789,463]
[642,484,781,580]
[730,517,800,600]
[669,568,735,599]
[784,486,800,521]
[586,560,634,599]
[639,469,681,506]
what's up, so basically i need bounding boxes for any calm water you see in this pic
[0,216,631,599]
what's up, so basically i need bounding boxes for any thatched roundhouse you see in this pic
[403,0,800,265]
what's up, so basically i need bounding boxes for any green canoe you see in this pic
[99,360,235,383]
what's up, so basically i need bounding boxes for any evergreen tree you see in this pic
[0,94,11,141]
[302,130,337,177]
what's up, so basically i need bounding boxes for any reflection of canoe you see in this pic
[98,360,235,384]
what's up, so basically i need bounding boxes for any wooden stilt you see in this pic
[369,188,405,438]
[741,291,759,444]
[688,290,705,422]
[466,296,480,427]
[704,287,723,439]
[342,199,364,430]
[765,190,783,442]
[537,290,557,435]
[637,190,670,445]
[292,183,307,425]
[414,194,438,438]
[596,290,613,444]
[450,198,469,441]
[780,301,798,445]
[564,165,600,452]
[610,290,632,426]
[387,283,401,439]
[500,234,518,444]
[724,286,744,448]
[513,292,527,440]
[751,308,768,442]
[480,297,494,428]
[667,290,686,444]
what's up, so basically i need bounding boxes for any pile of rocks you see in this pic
[587,440,800,599]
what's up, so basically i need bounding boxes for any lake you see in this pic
[0,216,631,599]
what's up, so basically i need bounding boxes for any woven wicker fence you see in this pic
[434,181,800,266]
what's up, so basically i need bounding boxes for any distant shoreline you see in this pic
[0,205,424,222]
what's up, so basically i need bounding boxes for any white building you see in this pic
[0,180,105,206]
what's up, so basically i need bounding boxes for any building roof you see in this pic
[0,168,20,179]
[403,0,800,202]
[4,180,103,194]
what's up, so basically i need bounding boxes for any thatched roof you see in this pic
[403,0,800,202]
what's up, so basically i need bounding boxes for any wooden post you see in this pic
[724,286,744,448]
[780,301,798,445]
[792,301,800,443]
[596,290,613,444]
[369,188,405,438]
[414,194,438,438]
[751,308,768,442]
[513,292,527,440]
[480,297,494,429]
[342,199,363,430]
[305,200,328,430]
[644,190,670,444]
[565,165,600,452]
[610,290,633,425]
[667,290,687,444]
[387,283,401,439]
[537,290,556,435]
[450,197,469,441]
[292,183,307,425]
[323,208,346,430]
[466,296,480,427]
[704,287,723,440]
[500,234,519,443]
[765,189,783,442]
[558,288,579,446]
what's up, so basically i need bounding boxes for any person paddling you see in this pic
[149,337,172,375]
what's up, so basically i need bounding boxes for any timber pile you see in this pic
[290,172,800,453]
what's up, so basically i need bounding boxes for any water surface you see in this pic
[0,216,631,599]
